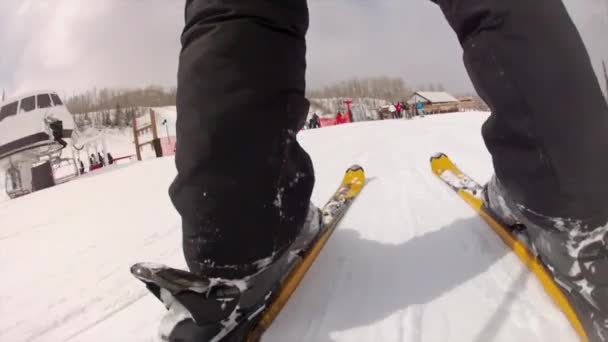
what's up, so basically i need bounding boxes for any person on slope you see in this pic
[388,104,397,119]
[395,102,402,119]
[43,115,67,148]
[161,0,608,341]
[334,110,343,125]
[78,159,85,174]
[309,112,321,129]
[97,153,104,167]
[336,111,348,125]
[416,100,425,117]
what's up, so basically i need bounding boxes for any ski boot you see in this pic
[132,204,323,342]
[483,175,608,341]
[482,175,533,250]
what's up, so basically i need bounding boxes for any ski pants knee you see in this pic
[169,0,314,279]
[435,0,608,227]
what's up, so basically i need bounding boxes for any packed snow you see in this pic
[0,112,577,341]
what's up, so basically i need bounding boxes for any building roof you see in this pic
[411,91,459,104]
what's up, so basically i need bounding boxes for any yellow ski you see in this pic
[246,165,366,341]
[430,153,587,342]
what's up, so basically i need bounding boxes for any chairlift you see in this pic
[0,91,78,198]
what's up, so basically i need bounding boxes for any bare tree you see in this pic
[308,76,413,102]
[65,85,177,115]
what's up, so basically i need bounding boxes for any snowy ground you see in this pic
[0,112,577,341]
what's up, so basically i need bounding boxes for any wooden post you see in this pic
[132,109,163,161]
[150,109,159,140]
[150,109,163,157]
[132,111,141,161]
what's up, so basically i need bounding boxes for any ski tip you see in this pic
[347,164,364,173]
[430,152,448,162]
[429,153,456,176]
[131,262,214,295]
[130,262,164,281]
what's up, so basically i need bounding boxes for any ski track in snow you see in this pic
[0,112,577,341]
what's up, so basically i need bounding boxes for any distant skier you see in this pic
[89,154,99,171]
[395,102,402,119]
[308,112,320,129]
[403,102,411,119]
[336,111,348,125]
[107,152,114,165]
[416,100,425,117]
[98,152,105,166]
[388,104,397,119]
[334,111,342,125]
[157,0,608,341]
[78,159,85,174]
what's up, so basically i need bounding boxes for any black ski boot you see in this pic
[483,175,608,341]
[133,205,323,342]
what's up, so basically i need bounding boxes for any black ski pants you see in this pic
[434,0,608,227]
[169,1,314,279]
[170,0,608,279]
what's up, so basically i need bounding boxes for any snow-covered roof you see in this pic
[411,91,459,104]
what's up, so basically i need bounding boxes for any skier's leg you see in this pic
[434,0,608,224]
[170,0,313,280]
[434,0,608,337]
[163,2,318,339]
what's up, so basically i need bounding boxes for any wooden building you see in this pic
[407,91,460,114]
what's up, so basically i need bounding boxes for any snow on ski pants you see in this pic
[170,0,314,279]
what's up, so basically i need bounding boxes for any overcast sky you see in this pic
[0,0,607,99]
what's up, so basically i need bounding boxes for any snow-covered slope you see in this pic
[0,112,577,342]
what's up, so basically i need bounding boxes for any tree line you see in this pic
[64,75,494,130]
[72,105,141,130]
[64,77,451,119]
[306,76,448,102]
[65,86,176,130]
[65,86,177,114]
[308,77,413,102]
